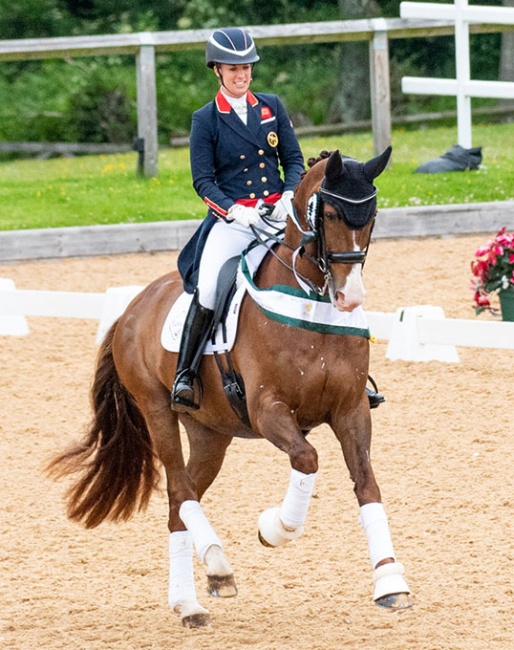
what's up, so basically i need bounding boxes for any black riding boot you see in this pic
[171,292,214,412]
[366,375,385,409]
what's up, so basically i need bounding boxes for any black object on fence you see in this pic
[415,144,483,173]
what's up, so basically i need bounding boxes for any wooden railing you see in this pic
[1,18,512,176]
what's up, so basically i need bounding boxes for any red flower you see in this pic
[470,227,514,315]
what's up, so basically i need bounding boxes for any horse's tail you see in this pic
[46,322,160,529]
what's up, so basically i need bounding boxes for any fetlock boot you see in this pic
[366,375,385,409]
[171,292,214,412]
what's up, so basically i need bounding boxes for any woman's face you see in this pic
[215,63,252,98]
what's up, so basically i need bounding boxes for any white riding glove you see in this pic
[270,190,294,222]
[226,204,260,228]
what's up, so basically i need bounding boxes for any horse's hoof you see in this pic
[375,593,413,610]
[258,507,304,547]
[258,530,274,548]
[207,574,238,598]
[181,612,212,628]
[174,599,211,628]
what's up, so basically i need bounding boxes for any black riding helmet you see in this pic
[205,28,260,68]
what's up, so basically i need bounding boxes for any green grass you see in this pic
[1,123,513,231]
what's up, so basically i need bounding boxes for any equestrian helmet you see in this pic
[206,28,260,68]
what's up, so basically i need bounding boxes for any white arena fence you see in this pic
[1,278,513,361]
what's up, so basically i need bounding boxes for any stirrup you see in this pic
[171,370,200,412]
[366,376,385,410]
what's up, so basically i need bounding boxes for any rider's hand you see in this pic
[270,191,294,222]
[226,204,260,228]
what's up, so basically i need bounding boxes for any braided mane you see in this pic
[300,150,334,180]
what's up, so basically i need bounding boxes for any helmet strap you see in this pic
[214,63,225,89]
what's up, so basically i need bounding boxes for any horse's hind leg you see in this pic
[182,415,238,598]
[333,405,412,610]
[138,402,221,628]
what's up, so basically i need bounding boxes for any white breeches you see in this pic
[197,218,261,310]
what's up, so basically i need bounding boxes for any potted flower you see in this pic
[470,227,514,321]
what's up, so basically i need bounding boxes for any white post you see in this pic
[455,0,472,147]
[400,0,514,149]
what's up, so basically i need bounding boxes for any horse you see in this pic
[47,146,412,629]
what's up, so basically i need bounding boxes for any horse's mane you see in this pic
[300,150,334,180]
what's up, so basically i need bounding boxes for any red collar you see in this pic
[215,90,259,114]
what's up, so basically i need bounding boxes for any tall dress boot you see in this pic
[171,291,214,412]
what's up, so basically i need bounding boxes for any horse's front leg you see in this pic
[252,399,318,547]
[333,402,412,610]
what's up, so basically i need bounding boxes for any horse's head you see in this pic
[292,146,391,311]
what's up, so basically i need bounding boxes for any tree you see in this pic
[326,0,382,124]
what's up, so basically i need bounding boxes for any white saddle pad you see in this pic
[161,284,247,353]
[161,242,272,353]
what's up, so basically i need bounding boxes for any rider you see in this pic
[171,27,305,411]
[171,27,384,412]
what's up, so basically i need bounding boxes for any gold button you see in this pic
[263,190,270,197]
[240,154,246,160]
[259,162,265,168]
[261,176,267,183]
[258,149,264,155]
[249,193,256,199]
[247,180,252,186]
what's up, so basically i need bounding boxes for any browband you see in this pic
[319,186,377,205]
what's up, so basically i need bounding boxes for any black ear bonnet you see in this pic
[320,156,377,229]
[309,147,391,230]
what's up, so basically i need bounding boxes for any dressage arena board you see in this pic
[2,236,513,650]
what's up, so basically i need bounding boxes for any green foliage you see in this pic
[1,123,513,231]
[0,0,510,145]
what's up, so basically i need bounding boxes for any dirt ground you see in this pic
[1,233,513,650]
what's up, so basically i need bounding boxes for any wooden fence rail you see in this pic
[1,18,513,176]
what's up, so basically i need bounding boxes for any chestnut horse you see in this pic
[48,147,411,629]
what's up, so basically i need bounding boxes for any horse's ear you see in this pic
[364,146,392,180]
[324,150,343,182]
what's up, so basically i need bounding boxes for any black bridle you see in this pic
[316,185,376,267]
[251,181,377,297]
[295,185,376,295]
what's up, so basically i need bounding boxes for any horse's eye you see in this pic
[323,208,338,222]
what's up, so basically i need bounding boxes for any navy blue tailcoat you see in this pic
[178,90,305,292]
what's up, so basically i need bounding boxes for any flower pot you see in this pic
[499,288,514,322]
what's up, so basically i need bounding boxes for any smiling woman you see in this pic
[171,26,306,410]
